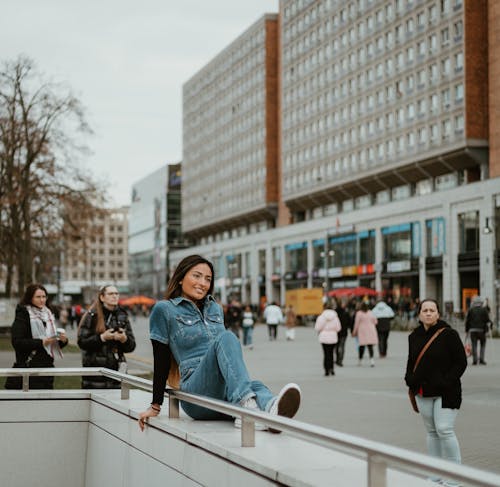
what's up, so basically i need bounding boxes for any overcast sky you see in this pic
[0,0,279,206]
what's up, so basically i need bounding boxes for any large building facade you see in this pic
[63,206,129,302]
[175,0,500,324]
[129,163,187,298]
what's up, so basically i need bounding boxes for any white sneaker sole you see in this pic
[269,383,301,434]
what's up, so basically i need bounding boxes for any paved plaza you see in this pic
[2,317,499,475]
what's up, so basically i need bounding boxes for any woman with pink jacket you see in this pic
[314,305,342,376]
[352,302,378,367]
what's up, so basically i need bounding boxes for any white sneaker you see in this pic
[234,396,267,430]
[268,383,301,433]
[241,396,258,409]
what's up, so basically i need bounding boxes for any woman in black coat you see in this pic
[10,284,68,389]
[78,285,136,388]
[404,299,467,465]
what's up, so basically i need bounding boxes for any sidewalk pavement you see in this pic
[1,321,499,475]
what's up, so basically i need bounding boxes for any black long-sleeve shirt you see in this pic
[152,339,171,405]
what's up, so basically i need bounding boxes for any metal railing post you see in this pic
[169,395,180,418]
[241,417,256,447]
[121,382,130,400]
[22,374,29,392]
[368,454,387,487]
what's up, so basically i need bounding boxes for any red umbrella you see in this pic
[327,286,378,298]
[119,295,156,307]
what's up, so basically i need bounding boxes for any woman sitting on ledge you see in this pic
[138,254,301,432]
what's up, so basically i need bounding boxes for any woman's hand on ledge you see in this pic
[138,405,160,431]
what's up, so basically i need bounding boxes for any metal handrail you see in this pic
[1,367,500,487]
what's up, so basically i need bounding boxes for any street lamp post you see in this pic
[321,249,335,292]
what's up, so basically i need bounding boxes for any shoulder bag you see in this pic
[408,327,446,413]
[4,350,37,390]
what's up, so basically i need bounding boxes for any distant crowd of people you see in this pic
[221,298,299,347]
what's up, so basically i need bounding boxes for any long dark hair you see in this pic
[165,255,215,300]
[78,284,115,334]
[20,283,49,307]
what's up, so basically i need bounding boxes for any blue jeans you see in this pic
[415,395,461,464]
[180,331,274,419]
[242,326,253,346]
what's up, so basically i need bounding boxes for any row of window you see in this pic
[194,170,464,248]
[184,38,265,99]
[283,117,464,193]
[185,136,265,167]
[188,190,266,224]
[284,106,464,170]
[284,82,464,139]
[284,16,463,69]
[283,0,462,43]
[184,68,265,119]
[184,107,265,154]
[283,44,463,101]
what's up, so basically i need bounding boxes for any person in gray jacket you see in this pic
[465,296,491,365]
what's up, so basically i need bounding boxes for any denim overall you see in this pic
[150,296,274,419]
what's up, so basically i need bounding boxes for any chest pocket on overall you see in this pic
[175,315,205,345]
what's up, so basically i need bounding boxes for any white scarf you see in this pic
[26,305,63,359]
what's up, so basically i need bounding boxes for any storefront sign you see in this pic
[328,267,343,278]
[357,263,374,275]
[387,260,411,273]
[342,266,358,276]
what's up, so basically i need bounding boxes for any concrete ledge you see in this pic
[0,389,438,486]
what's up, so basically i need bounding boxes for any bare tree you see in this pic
[0,56,105,297]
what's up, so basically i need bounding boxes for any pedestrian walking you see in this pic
[372,300,395,358]
[334,300,352,367]
[138,255,301,433]
[465,296,491,365]
[314,305,341,376]
[352,302,378,367]
[241,304,255,348]
[404,298,467,476]
[284,305,297,341]
[263,301,284,341]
